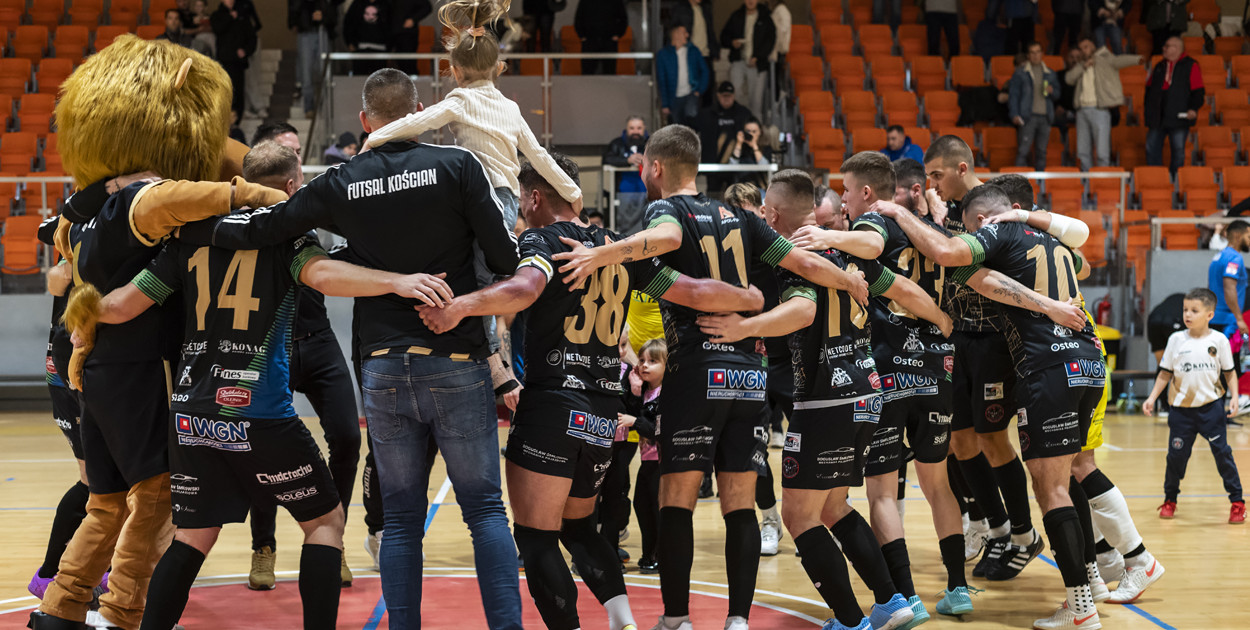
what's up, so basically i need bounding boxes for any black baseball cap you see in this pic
[717,81,735,94]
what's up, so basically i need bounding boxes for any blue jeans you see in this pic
[1146,126,1189,174]
[1093,22,1123,54]
[361,354,521,630]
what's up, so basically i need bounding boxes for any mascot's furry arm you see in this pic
[61,283,100,391]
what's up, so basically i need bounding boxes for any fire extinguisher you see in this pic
[1094,295,1112,326]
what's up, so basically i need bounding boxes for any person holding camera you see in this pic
[728,118,772,189]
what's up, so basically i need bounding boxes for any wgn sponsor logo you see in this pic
[706,368,766,400]
[1063,359,1105,387]
[879,372,939,401]
[566,411,616,447]
[175,414,251,451]
[853,396,883,422]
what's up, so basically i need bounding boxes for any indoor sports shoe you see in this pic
[868,593,914,630]
[725,616,749,630]
[973,535,1007,578]
[650,615,694,630]
[1096,548,1124,584]
[964,519,989,562]
[1158,501,1176,519]
[341,553,353,587]
[1088,564,1109,603]
[365,531,382,570]
[898,595,930,629]
[248,546,277,591]
[1032,601,1101,630]
[985,531,1045,581]
[821,617,871,630]
[760,521,781,556]
[1107,556,1165,604]
[1230,501,1246,524]
[27,569,52,599]
[935,586,977,616]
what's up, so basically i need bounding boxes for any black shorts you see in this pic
[49,385,84,460]
[1015,360,1105,461]
[505,389,620,499]
[763,359,795,430]
[80,360,170,494]
[169,412,340,529]
[657,360,768,475]
[864,370,952,476]
[951,331,1018,433]
[781,397,879,490]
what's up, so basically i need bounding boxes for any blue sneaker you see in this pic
[821,617,871,630]
[868,593,914,630]
[897,595,930,629]
[935,586,980,616]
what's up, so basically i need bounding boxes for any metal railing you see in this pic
[602,163,779,231]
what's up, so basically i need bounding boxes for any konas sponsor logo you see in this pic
[567,410,616,447]
[215,387,252,407]
[256,463,315,485]
[175,414,251,451]
[211,365,260,381]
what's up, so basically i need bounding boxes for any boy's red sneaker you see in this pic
[1231,501,1246,524]
[1158,501,1176,519]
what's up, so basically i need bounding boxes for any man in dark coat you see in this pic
[720,0,775,120]
[344,0,390,75]
[212,0,258,121]
[670,0,718,107]
[391,0,432,74]
[1144,35,1204,174]
[575,0,628,75]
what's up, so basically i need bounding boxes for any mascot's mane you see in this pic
[56,35,232,189]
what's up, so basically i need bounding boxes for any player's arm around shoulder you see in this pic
[874,200,975,267]
[696,288,816,344]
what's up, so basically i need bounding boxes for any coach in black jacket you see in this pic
[720,0,775,119]
[1144,35,1204,174]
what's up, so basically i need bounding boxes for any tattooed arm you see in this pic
[551,222,683,288]
[966,268,1087,330]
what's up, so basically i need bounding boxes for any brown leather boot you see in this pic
[39,490,128,623]
[96,473,173,630]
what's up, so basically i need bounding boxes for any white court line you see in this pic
[627,575,828,609]
[0,605,36,616]
[0,596,36,606]
[1100,442,1123,451]
[0,459,76,463]
[432,476,453,506]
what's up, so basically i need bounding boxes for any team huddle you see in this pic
[28,60,1169,630]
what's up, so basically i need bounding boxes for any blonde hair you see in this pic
[640,338,668,366]
[439,0,512,81]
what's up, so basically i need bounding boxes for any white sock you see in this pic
[604,594,635,630]
[962,512,970,531]
[988,522,1010,539]
[1066,585,1097,616]
[1086,562,1102,583]
[1087,486,1144,554]
[1124,548,1155,570]
[726,615,748,629]
[1010,528,1036,547]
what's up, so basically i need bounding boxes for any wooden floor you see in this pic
[1,410,1246,629]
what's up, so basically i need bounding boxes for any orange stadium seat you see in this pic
[17,94,53,135]
[93,25,130,52]
[1183,36,1206,57]
[35,58,72,95]
[1089,166,1127,212]
[935,126,978,159]
[1198,55,1228,89]
[950,55,986,88]
[830,57,867,95]
[42,132,60,171]
[848,0,872,25]
[858,24,893,57]
[1231,56,1250,87]
[27,6,62,29]
[1214,37,1244,62]
[1224,165,1250,204]
[808,127,846,154]
[821,24,854,57]
[982,127,1017,170]
[790,24,815,56]
[1178,166,1218,209]
[925,91,960,128]
[871,56,906,91]
[54,25,89,59]
[904,126,931,146]
[799,90,835,126]
[68,0,104,26]
[897,25,926,58]
[851,126,887,153]
[1190,0,1220,25]
[1,214,43,274]
[910,56,947,94]
[1047,166,1084,213]
[0,58,30,98]
[0,95,13,130]
[0,131,36,172]
[841,91,878,128]
[812,3,840,27]
[1133,166,1173,210]
[789,55,826,92]
[1113,126,1147,168]
[1215,89,1249,126]
[1198,126,1237,167]
[136,24,165,40]
[990,55,1015,87]
[12,25,48,61]
[882,90,919,126]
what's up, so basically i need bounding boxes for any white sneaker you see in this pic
[365,531,383,570]
[964,519,989,561]
[1107,555,1165,604]
[85,610,123,629]
[650,615,694,630]
[1088,564,1109,603]
[1095,548,1124,584]
[1032,601,1101,630]
[725,616,749,630]
[769,431,785,449]
[760,521,781,556]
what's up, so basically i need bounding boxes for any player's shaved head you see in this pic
[986,173,1035,209]
[893,158,925,192]
[519,152,580,200]
[243,141,301,190]
[961,184,1011,227]
[644,124,701,180]
[767,169,816,217]
[362,68,419,125]
[925,135,975,169]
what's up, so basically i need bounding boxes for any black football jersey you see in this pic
[950,222,1102,377]
[944,212,1005,333]
[516,221,669,397]
[644,194,794,366]
[780,250,896,404]
[853,211,950,376]
[38,216,70,387]
[132,235,327,419]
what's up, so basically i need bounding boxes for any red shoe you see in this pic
[1231,501,1246,524]
[1158,501,1176,519]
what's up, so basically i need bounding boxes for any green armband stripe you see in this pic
[647,215,681,229]
[781,285,817,303]
[132,270,173,305]
[853,221,888,239]
[761,236,795,267]
[869,267,896,296]
[291,245,329,284]
[642,265,680,297]
[948,264,982,286]
[1073,251,1084,274]
[956,233,985,265]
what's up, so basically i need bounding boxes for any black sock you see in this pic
[946,456,970,515]
[39,481,89,578]
[795,526,863,626]
[879,539,916,598]
[659,507,694,617]
[516,525,580,629]
[560,515,627,605]
[1079,468,1115,498]
[1042,507,1087,587]
[959,454,1009,530]
[831,511,897,604]
[938,534,968,590]
[1069,476,1097,564]
[137,540,205,630]
[1124,543,1147,559]
[898,460,908,501]
[993,457,1034,535]
[756,465,777,511]
[1094,539,1114,554]
[723,509,760,618]
[299,544,342,630]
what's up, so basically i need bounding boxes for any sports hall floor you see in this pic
[0,410,1244,629]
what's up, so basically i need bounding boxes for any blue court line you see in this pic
[1035,554,1175,630]
[362,483,449,630]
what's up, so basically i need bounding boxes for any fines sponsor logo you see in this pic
[215,387,252,408]
[783,432,802,452]
[218,340,263,355]
[274,486,319,503]
[175,413,251,451]
[566,410,616,447]
[1064,359,1106,387]
[212,365,260,381]
[853,396,883,422]
[256,464,314,485]
[706,369,766,400]
[597,378,624,393]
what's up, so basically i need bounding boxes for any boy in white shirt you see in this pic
[1144,288,1245,524]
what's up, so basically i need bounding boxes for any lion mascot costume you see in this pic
[32,35,285,630]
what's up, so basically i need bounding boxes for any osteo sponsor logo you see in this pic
[175,413,251,451]
[257,464,315,485]
[212,365,260,381]
[1051,341,1080,351]
[215,386,252,407]
[567,410,616,447]
[706,368,767,400]
[702,341,737,352]
[893,356,924,367]
[218,340,263,355]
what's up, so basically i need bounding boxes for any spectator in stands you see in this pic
[1092,0,1129,53]
[289,0,337,118]
[391,0,433,75]
[1145,0,1188,54]
[1208,219,1250,339]
[1066,36,1141,170]
[323,131,359,165]
[1053,0,1084,53]
[671,0,718,107]
[344,0,391,76]
[873,0,902,27]
[575,0,628,75]
[1010,42,1060,170]
[1004,0,1038,53]
[721,0,776,121]
[729,118,773,165]
[724,181,763,216]
[212,0,259,123]
[1054,47,1082,148]
[881,124,925,162]
[926,0,960,56]
[523,0,559,52]
[586,210,605,228]
[602,115,650,232]
[697,81,754,164]
[657,25,710,126]
[769,0,792,99]
[813,185,847,230]
[253,121,302,156]
[157,8,194,48]
[1145,35,1204,174]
